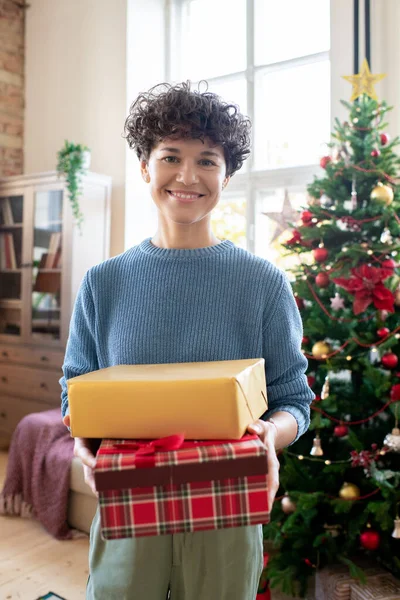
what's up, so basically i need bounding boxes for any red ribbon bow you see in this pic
[105,434,259,468]
[111,434,185,468]
[112,434,185,455]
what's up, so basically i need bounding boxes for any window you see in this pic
[166,0,331,266]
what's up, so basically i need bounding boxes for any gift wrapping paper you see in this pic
[68,358,268,439]
[94,434,269,539]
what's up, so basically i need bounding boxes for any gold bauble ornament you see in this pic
[339,482,361,500]
[281,494,297,514]
[392,518,400,539]
[312,341,331,359]
[383,427,400,453]
[370,183,394,206]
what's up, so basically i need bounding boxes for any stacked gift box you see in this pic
[350,572,400,599]
[67,358,271,540]
[315,560,400,600]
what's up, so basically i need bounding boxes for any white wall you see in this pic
[24,0,127,257]
[124,0,165,250]
[372,0,400,140]
[331,0,400,139]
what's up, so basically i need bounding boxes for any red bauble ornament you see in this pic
[381,258,396,276]
[360,530,380,550]
[381,352,399,369]
[287,230,302,245]
[314,394,322,402]
[304,558,314,568]
[302,336,310,345]
[307,375,316,387]
[295,296,304,310]
[390,383,400,401]
[334,425,349,437]
[320,156,331,169]
[380,132,390,145]
[371,149,381,158]
[377,327,390,338]
[315,272,330,288]
[313,247,329,262]
[301,210,313,223]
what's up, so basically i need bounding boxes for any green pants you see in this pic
[87,507,264,600]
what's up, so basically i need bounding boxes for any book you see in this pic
[0,233,17,269]
[33,270,61,294]
[45,232,62,268]
[53,246,62,268]
[0,234,5,269]
[1,198,14,225]
[7,233,17,268]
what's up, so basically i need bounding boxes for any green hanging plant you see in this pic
[56,140,90,233]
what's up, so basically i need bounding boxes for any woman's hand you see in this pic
[63,415,98,496]
[247,419,280,514]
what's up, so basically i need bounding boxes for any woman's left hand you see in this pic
[247,419,280,514]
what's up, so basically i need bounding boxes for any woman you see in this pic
[61,81,314,599]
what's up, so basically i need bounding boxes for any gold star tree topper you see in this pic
[342,58,386,102]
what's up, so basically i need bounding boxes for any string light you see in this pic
[303,324,400,360]
[312,397,398,426]
[286,451,350,465]
[333,159,397,185]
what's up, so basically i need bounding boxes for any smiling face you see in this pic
[140,136,230,226]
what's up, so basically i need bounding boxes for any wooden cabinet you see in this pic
[0,171,111,444]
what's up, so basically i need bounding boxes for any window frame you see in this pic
[166,0,331,254]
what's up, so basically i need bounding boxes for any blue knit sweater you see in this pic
[60,238,314,444]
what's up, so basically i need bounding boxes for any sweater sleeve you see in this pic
[59,270,99,419]
[261,272,314,444]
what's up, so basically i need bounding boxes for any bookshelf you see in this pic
[0,171,111,444]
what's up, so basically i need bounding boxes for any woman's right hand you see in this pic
[63,415,98,496]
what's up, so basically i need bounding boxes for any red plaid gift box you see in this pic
[94,433,269,540]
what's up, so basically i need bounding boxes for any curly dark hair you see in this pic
[123,81,252,177]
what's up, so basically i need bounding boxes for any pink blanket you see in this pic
[0,408,78,539]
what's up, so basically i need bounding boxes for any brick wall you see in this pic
[0,0,24,177]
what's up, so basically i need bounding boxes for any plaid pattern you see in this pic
[96,436,269,539]
[96,435,267,471]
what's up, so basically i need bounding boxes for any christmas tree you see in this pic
[264,59,400,597]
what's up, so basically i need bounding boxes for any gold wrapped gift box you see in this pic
[68,358,268,440]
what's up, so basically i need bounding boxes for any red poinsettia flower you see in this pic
[332,264,395,315]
